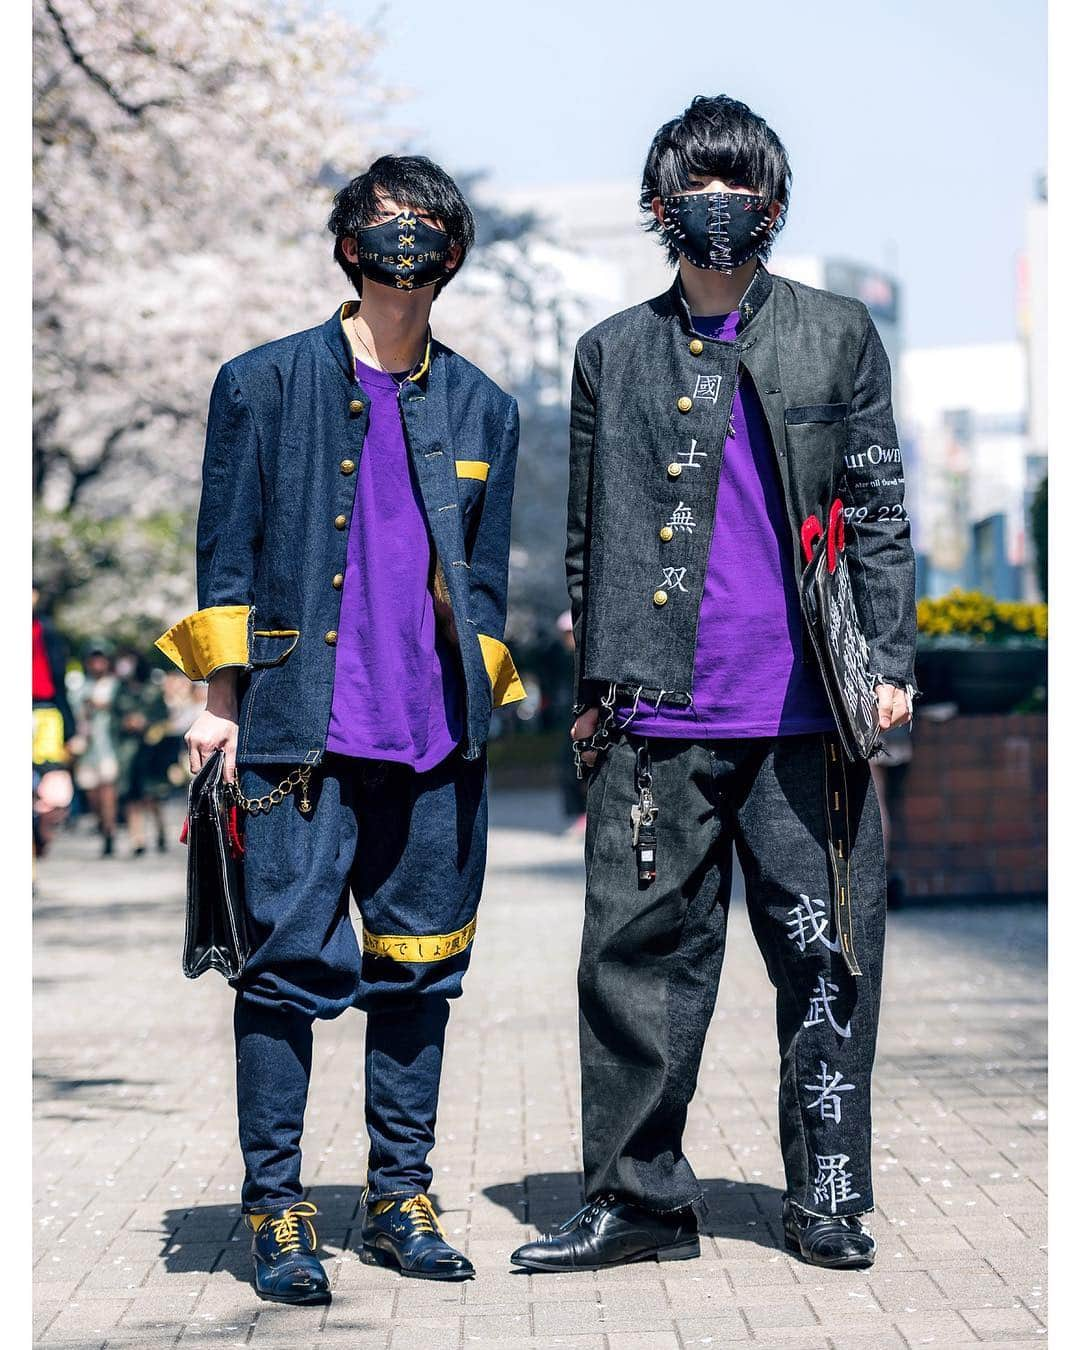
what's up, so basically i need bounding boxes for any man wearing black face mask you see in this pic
[156,155,524,1302]
[510,95,917,1275]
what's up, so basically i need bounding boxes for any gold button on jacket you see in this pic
[677,396,693,413]
[334,514,348,529]
[340,459,356,474]
[689,338,704,355]
[667,462,683,479]
[653,589,668,607]
[324,630,338,645]
[349,399,364,414]
[659,525,674,542]
[331,573,344,589]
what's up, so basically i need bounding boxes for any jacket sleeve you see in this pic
[842,306,919,694]
[468,395,526,708]
[154,362,263,681]
[565,335,603,708]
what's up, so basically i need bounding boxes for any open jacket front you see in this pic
[156,303,525,765]
[566,265,918,710]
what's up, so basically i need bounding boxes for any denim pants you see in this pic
[232,749,487,1213]
[578,731,886,1220]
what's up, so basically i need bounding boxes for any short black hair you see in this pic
[640,95,792,265]
[327,154,476,299]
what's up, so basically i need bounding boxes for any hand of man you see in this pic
[874,682,911,732]
[186,669,240,781]
[570,705,600,768]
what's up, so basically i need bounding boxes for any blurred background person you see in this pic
[32,585,76,857]
[113,648,172,856]
[69,639,120,856]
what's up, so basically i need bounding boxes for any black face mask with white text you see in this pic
[354,211,450,291]
[661,191,774,273]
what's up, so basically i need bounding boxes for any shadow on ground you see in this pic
[483,1172,786,1251]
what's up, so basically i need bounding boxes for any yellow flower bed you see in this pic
[916,590,1048,641]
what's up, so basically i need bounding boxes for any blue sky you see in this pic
[334,0,1046,349]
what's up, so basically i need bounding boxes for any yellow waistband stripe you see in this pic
[362,915,477,964]
[477,634,527,707]
[455,460,490,481]
[155,605,250,681]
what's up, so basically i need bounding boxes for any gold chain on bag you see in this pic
[229,765,313,815]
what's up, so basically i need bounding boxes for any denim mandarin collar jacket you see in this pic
[156,302,525,765]
[566,263,917,710]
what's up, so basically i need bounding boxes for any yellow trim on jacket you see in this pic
[455,460,490,481]
[477,634,527,708]
[339,302,431,383]
[155,605,250,681]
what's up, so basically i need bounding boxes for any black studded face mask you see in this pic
[660,190,775,273]
[354,210,450,292]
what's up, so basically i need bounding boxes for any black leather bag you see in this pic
[799,501,882,763]
[181,748,250,980]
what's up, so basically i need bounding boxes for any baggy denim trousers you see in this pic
[231,749,487,1212]
[578,731,886,1220]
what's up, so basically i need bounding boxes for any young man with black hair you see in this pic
[510,96,916,1275]
[157,155,524,1303]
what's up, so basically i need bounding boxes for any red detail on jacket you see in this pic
[32,620,56,701]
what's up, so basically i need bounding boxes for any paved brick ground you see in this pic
[34,786,1047,1348]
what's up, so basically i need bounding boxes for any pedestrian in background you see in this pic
[69,639,121,857]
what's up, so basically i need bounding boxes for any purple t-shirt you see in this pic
[325,360,463,769]
[617,309,835,739]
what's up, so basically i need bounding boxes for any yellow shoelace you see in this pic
[267,1201,319,1255]
[400,1194,445,1238]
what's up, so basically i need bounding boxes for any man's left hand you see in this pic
[874,682,911,731]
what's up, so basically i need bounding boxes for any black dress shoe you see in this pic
[781,1194,876,1268]
[509,1195,700,1272]
[248,1201,331,1304]
[360,1191,474,1281]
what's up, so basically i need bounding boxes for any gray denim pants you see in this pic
[578,730,887,1219]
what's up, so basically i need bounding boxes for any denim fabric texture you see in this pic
[566,266,917,708]
[232,749,487,1211]
[578,731,886,1220]
[194,307,519,765]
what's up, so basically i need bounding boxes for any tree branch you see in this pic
[43,0,174,118]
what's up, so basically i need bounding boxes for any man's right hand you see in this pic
[570,706,600,768]
[186,669,240,782]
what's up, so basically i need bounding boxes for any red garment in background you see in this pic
[32,618,56,701]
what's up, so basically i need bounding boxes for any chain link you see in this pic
[228,765,313,815]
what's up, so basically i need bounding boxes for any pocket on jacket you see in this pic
[785,402,849,425]
[249,629,300,667]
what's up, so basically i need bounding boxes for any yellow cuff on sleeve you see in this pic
[155,605,251,680]
[477,634,527,708]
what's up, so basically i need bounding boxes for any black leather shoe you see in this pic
[782,1194,876,1268]
[360,1191,474,1281]
[248,1201,331,1304]
[509,1195,700,1272]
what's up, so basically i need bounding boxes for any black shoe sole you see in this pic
[782,1227,875,1269]
[510,1236,701,1273]
[254,1286,332,1305]
[359,1241,474,1281]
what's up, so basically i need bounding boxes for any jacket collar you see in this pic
[670,261,775,338]
[320,301,433,388]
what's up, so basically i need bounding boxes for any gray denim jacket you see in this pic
[566,264,917,711]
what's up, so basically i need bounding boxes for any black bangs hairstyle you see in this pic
[327,154,476,299]
[640,95,792,264]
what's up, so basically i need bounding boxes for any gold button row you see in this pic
[340,459,355,475]
[677,396,693,413]
[349,399,365,414]
[653,590,668,607]
[659,525,674,542]
[689,338,704,355]
[324,630,338,645]
[667,462,682,479]
[334,513,348,529]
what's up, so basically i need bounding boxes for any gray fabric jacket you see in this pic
[565,264,917,710]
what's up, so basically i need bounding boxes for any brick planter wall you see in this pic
[888,713,1047,901]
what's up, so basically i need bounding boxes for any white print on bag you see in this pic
[660,567,689,593]
[844,443,902,470]
[813,1153,861,1213]
[802,1061,856,1123]
[693,374,723,404]
[804,974,852,1038]
[666,502,697,533]
[785,894,841,953]
[678,439,708,468]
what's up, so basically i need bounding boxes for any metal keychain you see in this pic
[630,740,659,883]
